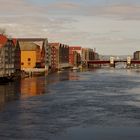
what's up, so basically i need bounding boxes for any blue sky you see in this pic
[0,0,140,55]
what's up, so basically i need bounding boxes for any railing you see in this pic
[87,60,140,64]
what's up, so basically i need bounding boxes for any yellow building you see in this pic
[19,42,38,69]
[18,38,50,72]
[18,40,46,69]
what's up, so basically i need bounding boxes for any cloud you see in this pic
[89,4,140,20]
[47,2,80,10]
[0,0,45,15]
[1,0,140,55]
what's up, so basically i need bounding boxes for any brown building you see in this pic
[49,44,58,71]
[82,48,99,61]
[49,43,69,70]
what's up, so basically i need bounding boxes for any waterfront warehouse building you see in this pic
[49,43,69,70]
[18,38,50,70]
[49,43,58,71]
[69,46,82,67]
[0,34,20,78]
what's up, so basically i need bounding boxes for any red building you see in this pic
[49,43,58,71]
[69,46,82,66]
[49,43,69,71]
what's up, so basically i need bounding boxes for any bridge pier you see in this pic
[126,56,131,68]
[110,63,115,68]
[110,57,115,68]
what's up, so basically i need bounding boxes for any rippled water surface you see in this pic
[1,69,140,140]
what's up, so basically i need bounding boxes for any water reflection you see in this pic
[0,82,20,110]
[20,77,46,98]
[46,70,80,85]
[0,70,80,110]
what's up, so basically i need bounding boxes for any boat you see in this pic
[71,67,80,70]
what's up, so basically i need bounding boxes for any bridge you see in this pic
[87,57,140,68]
[87,60,140,64]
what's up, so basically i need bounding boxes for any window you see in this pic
[21,62,24,65]
[28,58,31,61]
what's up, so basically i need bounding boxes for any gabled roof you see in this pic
[18,38,47,50]
[19,41,40,51]
[0,34,8,48]
[18,38,47,42]
[12,38,17,46]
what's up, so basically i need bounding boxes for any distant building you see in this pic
[82,48,95,61]
[133,51,140,60]
[0,34,21,78]
[49,43,69,70]
[94,52,100,60]
[18,38,50,70]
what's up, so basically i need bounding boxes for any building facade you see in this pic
[133,51,140,60]
[18,38,50,70]
[0,35,19,78]
[49,43,69,70]
[13,39,21,71]
[49,44,58,71]
[69,46,82,67]
[94,52,100,60]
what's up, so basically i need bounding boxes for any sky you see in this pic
[0,0,140,55]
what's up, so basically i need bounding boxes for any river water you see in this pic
[0,69,140,139]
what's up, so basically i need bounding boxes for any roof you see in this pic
[12,38,18,46]
[18,38,47,50]
[49,43,60,46]
[69,46,82,50]
[19,41,40,51]
[0,34,8,48]
[18,38,47,42]
[49,43,69,49]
